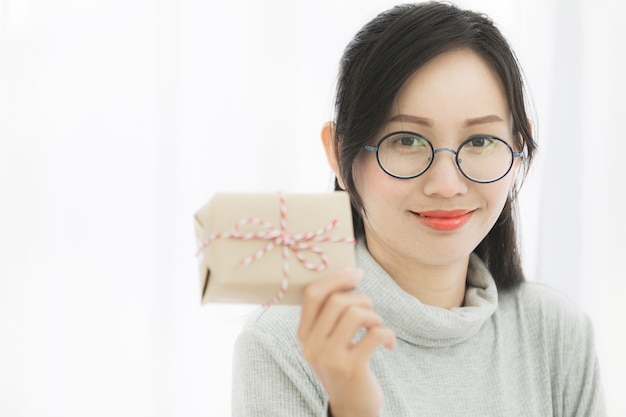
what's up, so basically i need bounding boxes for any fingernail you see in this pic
[345,267,363,281]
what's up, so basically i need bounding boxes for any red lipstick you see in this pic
[414,210,474,231]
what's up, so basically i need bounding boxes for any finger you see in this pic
[305,292,373,344]
[326,305,383,348]
[298,268,362,341]
[351,326,397,362]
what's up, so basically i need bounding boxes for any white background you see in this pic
[0,0,624,416]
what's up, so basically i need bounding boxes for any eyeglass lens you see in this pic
[375,132,514,182]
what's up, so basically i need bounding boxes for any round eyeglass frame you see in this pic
[363,130,524,184]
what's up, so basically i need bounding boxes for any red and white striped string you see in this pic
[197,194,355,305]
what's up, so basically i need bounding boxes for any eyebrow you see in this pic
[388,114,433,126]
[463,114,505,127]
[388,114,505,127]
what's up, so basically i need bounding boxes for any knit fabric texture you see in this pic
[231,242,605,416]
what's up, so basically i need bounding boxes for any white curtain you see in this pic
[0,0,623,416]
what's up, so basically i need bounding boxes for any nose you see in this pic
[422,148,468,198]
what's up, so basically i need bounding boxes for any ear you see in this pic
[513,117,534,181]
[321,121,346,189]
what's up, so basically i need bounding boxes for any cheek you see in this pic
[484,176,514,217]
[353,154,396,210]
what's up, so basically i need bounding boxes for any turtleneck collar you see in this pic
[355,241,498,348]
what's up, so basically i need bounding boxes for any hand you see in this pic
[297,268,396,417]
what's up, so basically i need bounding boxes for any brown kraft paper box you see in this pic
[194,192,356,305]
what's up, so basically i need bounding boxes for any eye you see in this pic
[464,136,499,155]
[467,136,492,148]
[392,134,427,148]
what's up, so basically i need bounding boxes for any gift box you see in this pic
[194,192,356,305]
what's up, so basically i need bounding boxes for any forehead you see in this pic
[392,48,509,122]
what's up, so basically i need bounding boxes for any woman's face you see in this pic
[354,48,519,270]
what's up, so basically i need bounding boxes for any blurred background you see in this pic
[0,0,624,415]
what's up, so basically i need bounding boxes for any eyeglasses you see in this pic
[363,131,524,184]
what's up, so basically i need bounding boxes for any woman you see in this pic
[232,2,605,416]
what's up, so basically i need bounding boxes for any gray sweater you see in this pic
[232,243,605,416]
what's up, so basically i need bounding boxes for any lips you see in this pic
[413,209,474,231]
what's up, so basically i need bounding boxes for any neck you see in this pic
[394,265,467,309]
[365,241,469,309]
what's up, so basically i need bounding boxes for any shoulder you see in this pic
[231,306,328,415]
[241,305,302,338]
[498,281,595,346]
[232,305,327,413]
[503,281,588,318]
[497,282,600,382]
[233,306,308,383]
[498,284,606,414]
[234,305,304,359]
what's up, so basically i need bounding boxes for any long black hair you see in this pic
[331,2,537,289]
